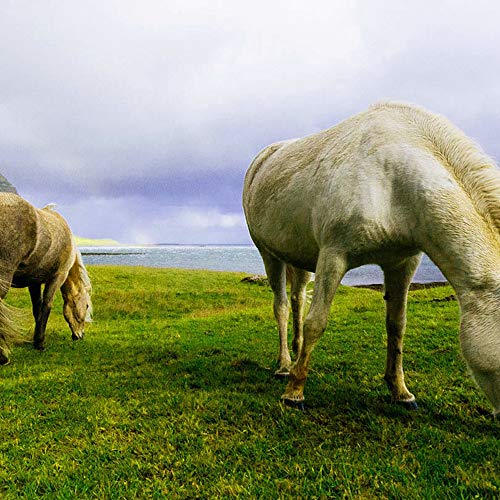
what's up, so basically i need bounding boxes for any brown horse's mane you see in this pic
[73,246,93,321]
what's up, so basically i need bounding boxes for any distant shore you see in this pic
[74,236,120,246]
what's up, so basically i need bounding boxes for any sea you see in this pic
[80,245,446,286]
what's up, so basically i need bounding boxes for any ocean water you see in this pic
[80,245,446,286]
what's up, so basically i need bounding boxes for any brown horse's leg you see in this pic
[260,250,291,377]
[289,266,312,358]
[30,284,46,350]
[33,276,65,351]
[381,255,421,409]
[282,249,346,407]
[29,284,42,323]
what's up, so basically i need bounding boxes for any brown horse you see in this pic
[0,193,92,364]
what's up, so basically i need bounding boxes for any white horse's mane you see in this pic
[371,101,500,233]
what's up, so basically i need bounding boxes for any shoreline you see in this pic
[242,275,449,290]
[81,251,143,255]
[353,281,448,291]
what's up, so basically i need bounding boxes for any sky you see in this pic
[1,0,500,244]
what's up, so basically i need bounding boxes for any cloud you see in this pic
[53,195,249,244]
[1,1,500,243]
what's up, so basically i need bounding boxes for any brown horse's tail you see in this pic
[0,298,27,365]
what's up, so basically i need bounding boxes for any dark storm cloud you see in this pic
[1,1,499,243]
[96,167,245,212]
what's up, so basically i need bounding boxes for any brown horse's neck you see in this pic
[61,250,92,315]
[61,255,80,296]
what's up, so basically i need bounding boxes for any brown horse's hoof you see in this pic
[0,353,10,365]
[398,399,418,410]
[34,344,45,352]
[282,398,306,411]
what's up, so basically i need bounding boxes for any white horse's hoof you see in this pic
[397,399,418,410]
[281,392,305,410]
[274,370,290,379]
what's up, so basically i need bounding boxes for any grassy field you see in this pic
[0,266,498,498]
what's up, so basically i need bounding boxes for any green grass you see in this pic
[0,266,498,498]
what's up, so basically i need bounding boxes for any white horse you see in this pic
[243,101,500,415]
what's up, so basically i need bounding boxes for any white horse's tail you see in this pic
[0,298,29,364]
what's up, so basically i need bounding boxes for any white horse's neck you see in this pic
[428,252,500,308]
[419,199,500,304]
[428,244,500,304]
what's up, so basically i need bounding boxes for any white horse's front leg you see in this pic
[382,255,421,409]
[282,249,346,407]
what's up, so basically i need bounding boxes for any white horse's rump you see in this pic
[243,101,500,415]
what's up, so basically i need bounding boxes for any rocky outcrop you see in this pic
[0,174,17,194]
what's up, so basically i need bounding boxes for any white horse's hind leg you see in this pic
[282,249,346,406]
[260,250,291,376]
[381,255,421,408]
[289,266,312,359]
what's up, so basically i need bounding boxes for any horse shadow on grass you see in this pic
[12,335,496,435]
[138,345,495,428]
[300,374,497,433]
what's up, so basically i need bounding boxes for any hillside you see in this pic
[0,173,18,194]
[74,236,120,246]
